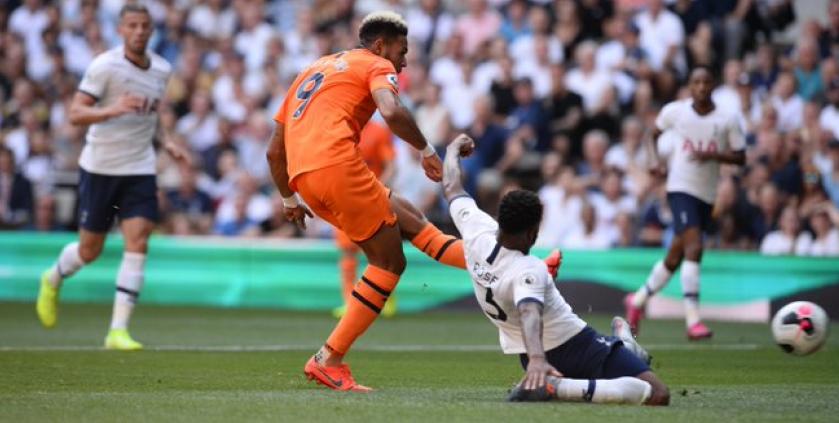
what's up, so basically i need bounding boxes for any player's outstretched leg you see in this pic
[305,222,406,392]
[333,232,359,318]
[104,217,153,351]
[508,376,652,405]
[390,195,466,269]
[37,231,104,328]
[681,227,712,340]
[625,236,684,334]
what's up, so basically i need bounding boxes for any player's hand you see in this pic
[649,164,667,179]
[164,141,193,167]
[109,93,145,117]
[284,204,314,230]
[691,151,717,163]
[522,357,562,391]
[422,153,443,182]
[447,133,475,157]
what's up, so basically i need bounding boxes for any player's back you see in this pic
[449,197,586,354]
[274,49,399,186]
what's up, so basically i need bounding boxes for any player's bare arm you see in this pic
[68,91,145,126]
[646,127,666,178]
[519,301,562,391]
[691,149,746,165]
[372,88,442,182]
[266,123,313,230]
[442,134,475,201]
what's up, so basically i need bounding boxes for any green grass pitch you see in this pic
[1,302,837,422]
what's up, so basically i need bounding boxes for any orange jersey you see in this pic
[358,120,395,179]
[273,49,399,186]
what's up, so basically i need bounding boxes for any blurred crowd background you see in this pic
[1,0,838,256]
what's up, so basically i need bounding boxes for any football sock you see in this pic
[339,254,358,304]
[633,260,673,308]
[48,242,85,289]
[325,265,400,357]
[110,252,146,330]
[550,377,652,405]
[410,223,466,269]
[681,260,701,328]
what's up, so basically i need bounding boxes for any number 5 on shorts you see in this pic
[293,72,325,119]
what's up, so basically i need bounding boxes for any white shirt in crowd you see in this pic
[771,94,804,133]
[819,104,839,140]
[634,8,685,72]
[176,113,221,152]
[536,186,583,248]
[563,225,614,251]
[760,231,813,256]
[77,46,172,175]
[656,99,746,204]
[450,196,587,354]
[565,68,613,114]
[809,229,839,257]
[186,5,237,40]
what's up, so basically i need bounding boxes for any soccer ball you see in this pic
[771,301,829,356]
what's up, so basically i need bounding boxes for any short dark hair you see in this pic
[358,12,408,47]
[120,3,151,19]
[498,190,543,235]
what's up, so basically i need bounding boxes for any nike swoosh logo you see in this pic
[317,368,343,388]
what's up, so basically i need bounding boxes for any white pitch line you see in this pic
[0,343,762,352]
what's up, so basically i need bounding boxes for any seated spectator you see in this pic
[542,64,584,146]
[261,194,300,238]
[564,202,613,250]
[0,146,33,228]
[821,139,839,207]
[462,96,509,194]
[406,0,455,58]
[455,0,502,57]
[807,206,839,256]
[761,131,802,197]
[770,72,804,133]
[506,78,547,150]
[176,91,220,154]
[576,129,610,190]
[415,84,450,148]
[537,166,583,247]
[794,37,823,101]
[819,78,839,140]
[565,41,614,116]
[760,207,812,256]
[634,0,685,74]
[213,173,272,237]
[166,166,214,236]
[589,169,636,241]
[499,0,531,43]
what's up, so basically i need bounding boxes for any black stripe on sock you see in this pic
[486,243,501,264]
[643,284,653,296]
[434,238,457,261]
[116,286,140,298]
[584,379,596,402]
[360,276,391,297]
[421,238,434,254]
[683,292,699,299]
[351,290,382,314]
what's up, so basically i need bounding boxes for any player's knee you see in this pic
[126,238,149,254]
[78,242,103,263]
[683,242,703,261]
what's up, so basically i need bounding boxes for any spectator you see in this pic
[455,0,502,57]
[186,0,236,41]
[214,173,272,236]
[760,206,812,256]
[499,0,531,43]
[634,0,685,74]
[0,146,33,228]
[807,206,839,256]
[166,166,214,236]
[463,96,509,194]
[564,202,613,250]
[588,169,636,243]
[543,64,584,149]
[415,84,450,148]
[537,166,583,248]
[820,78,839,140]
[507,78,547,150]
[176,91,221,154]
[565,41,614,116]
[406,0,455,59]
[234,3,275,71]
[576,130,610,190]
[821,140,839,207]
[771,72,804,133]
[794,37,823,101]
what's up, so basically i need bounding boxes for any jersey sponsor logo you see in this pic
[681,138,719,153]
[386,73,398,87]
[472,262,499,284]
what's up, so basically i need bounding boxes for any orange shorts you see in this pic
[334,229,358,250]
[294,158,397,243]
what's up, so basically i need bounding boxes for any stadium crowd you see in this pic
[0,0,838,256]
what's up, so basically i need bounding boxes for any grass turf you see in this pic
[1,302,837,422]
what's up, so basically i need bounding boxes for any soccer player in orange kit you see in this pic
[266,11,472,392]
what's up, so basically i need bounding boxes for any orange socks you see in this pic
[326,265,400,354]
[339,254,358,304]
[411,223,466,269]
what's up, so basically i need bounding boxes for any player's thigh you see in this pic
[120,217,155,253]
[635,371,670,406]
[77,169,120,234]
[389,193,428,240]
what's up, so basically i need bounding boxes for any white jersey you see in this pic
[78,46,172,175]
[450,197,586,354]
[656,99,745,204]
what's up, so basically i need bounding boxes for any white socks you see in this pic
[550,376,652,405]
[681,260,701,328]
[48,242,86,288]
[110,252,146,330]
[632,260,672,308]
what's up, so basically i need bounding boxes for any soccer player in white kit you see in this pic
[35,4,190,350]
[625,67,746,340]
[442,135,670,405]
